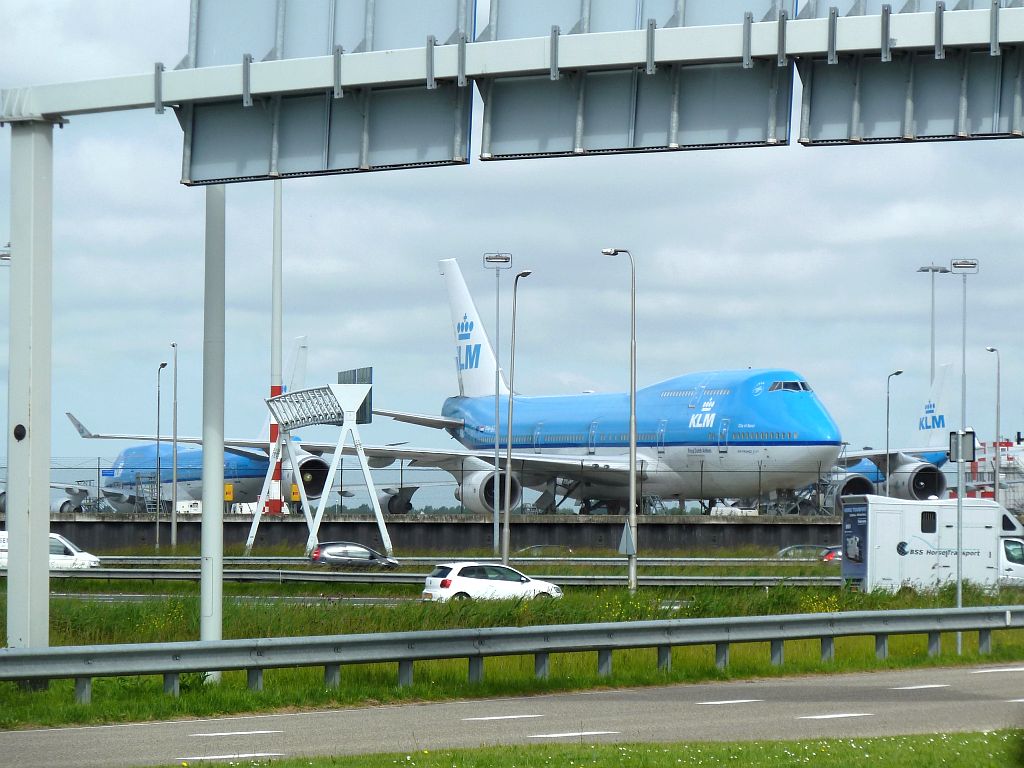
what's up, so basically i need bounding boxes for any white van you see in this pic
[0,531,101,570]
[841,495,1024,592]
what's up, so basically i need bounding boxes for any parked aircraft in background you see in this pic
[831,364,953,502]
[56,339,330,515]
[367,258,845,515]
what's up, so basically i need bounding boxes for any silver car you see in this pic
[309,541,398,569]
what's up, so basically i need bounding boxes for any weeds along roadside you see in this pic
[14,582,1024,644]
[1,584,1023,729]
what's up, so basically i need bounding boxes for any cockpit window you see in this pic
[769,381,811,392]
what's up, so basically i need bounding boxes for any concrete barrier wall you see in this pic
[26,514,841,553]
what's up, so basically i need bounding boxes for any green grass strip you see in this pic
[154,730,1024,767]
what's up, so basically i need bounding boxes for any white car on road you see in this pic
[422,562,562,602]
[0,532,101,570]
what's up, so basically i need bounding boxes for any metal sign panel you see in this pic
[182,0,474,185]
[338,367,373,425]
[480,0,796,159]
[799,1,1024,144]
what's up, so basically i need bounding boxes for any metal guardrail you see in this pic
[44,568,841,588]
[1,606,1019,704]
[100,555,823,567]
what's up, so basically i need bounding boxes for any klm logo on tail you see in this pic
[456,314,481,371]
[919,400,945,432]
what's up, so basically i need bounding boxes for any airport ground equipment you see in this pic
[0,606,1018,704]
[245,384,392,558]
[841,494,1024,592]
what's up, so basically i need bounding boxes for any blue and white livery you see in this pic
[374,259,844,515]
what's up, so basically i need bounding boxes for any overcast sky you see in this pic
[2,1,1022,484]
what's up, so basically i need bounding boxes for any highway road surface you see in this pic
[2,664,1023,767]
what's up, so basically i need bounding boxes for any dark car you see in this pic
[310,541,399,569]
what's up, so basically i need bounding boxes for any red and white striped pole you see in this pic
[268,179,284,515]
[267,385,283,515]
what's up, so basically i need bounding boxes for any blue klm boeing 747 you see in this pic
[369,258,846,514]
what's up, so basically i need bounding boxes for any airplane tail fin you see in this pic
[66,412,95,439]
[259,336,309,441]
[439,259,507,398]
[916,363,952,450]
[287,336,309,394]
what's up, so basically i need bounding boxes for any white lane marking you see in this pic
[176,754,284,762]
[190,730,284,737]
[1008,699,1024,703]
[528,731,620,739]
[463,715,544,722]
[696,699,764,705]
[798,714,873,720]
[891,685,950,690]
[971,667,1024,674]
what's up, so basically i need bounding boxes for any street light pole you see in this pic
[986,346,1000,505]
[156,361,168,551]
[502,270,531,565]
[602,248,638,593]
[917,264,950,385]
[484,253,511,556]
[885,369,903,496]
[950,258,978,654]
[170,343,178,548]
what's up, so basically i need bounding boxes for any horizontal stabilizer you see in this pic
[374,408,464,431]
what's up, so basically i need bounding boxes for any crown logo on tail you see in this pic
[457,314,474,341]
[701,399,716,412]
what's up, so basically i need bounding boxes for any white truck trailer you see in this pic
[840,495,1024,592]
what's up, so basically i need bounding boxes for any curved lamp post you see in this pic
[502,269,531,565]
[949,258,978,653]
[601,247,637,593]
[484,253,512,556]
[885,369,903,496]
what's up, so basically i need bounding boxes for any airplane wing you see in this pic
[67,412,642,484]
[67,412,273,461]
[52,482,130,504]
[324,442,640,485]
[840,448,949,468]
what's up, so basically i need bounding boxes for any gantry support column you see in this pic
[200,185,225,675]
[6,121,54,649]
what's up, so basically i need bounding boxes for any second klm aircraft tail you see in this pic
[439,259,508,398]
[918,363,952,450]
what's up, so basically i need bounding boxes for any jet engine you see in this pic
[51,499,83,515]
[285,453,331,500]
[834,472,876,497]
[377,486,419,515]
[0,491,5,515]
[885,460,947,500]
[455,470,522,516]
